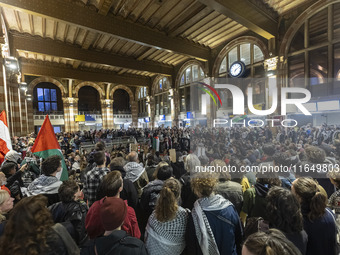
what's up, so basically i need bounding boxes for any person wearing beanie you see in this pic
[85,171,140,239]
[81,197,147,255]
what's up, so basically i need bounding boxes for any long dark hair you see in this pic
[0,195,54,255]
[266,186,303,233]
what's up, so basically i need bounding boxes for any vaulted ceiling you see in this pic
[0,0,315,89]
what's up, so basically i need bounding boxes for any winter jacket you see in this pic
[141,179,164,217]
[49,200,88,245]
[215,181,243,213]
[81,230,147,255]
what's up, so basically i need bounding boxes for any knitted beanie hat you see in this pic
[100,197,127,231]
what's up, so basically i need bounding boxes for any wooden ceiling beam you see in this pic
[197,0,278,39]
[0,0,210,60]
[21,61,151,87]
[10,33,173,76]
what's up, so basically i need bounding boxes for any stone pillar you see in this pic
[7,82,22,136]
[171,88,179,127]
[131,100,138,127]
[62,97,79,132]
[101,99,114,130]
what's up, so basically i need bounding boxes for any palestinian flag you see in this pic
[31,115,68,181]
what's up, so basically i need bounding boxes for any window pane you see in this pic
[289,25,304,53]
[335,43,340,80]
[200,67,204,78]
[44,89,50,101]
[228,47,238,69]
[180,74,185,86]
[37,88,44,101]
[45,102,51,111]
[185,67,192,84]
[240,43,251,65]
[334,3,340,40]
[309,8,328,46]
[309,46,328,85]
[254,45,264,63]
[144,87,147,97]
[52,103,57,111]
[193,65,199,81]
[254,65,265,78]
[219,57,227,74]
[38,102,44,112]
[159,80,162,90]
[288,54,305,87]
[51,89,57,101]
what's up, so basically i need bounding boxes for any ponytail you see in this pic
[309,191,327,221]
[155,178,181,222]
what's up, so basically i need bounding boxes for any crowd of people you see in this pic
[1,124,340,254]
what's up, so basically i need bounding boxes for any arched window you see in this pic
[218,43,264,78]
[154,77,171,116]
[33,82,63,113]
[138,87,148,116]
[287,3,340,90]
[177,64,206,113]
[217,42,265,109]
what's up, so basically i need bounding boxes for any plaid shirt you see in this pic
[84,167,110,207]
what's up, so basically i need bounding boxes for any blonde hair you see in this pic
[155,178,181,222]
[191,173,218,197]
[0,190,10,222]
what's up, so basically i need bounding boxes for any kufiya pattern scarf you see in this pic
[192,194,232,255]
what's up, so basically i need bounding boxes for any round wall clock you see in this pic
[229,61,246,78]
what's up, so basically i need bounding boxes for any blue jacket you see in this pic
[186,201,243,255]
[205,205,243,255]
[303,208,336,255]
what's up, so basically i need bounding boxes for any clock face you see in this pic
[230,61,245,77]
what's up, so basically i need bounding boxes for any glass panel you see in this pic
[193,65,199,81]
[52,103,57,111]
[45,102,51,111]
[37,88,44,101]
[254,65,265,78]
[44,88,50,101]
[334,3,340,40]
[144,87,147,97]
[288,54,305,87]
[51,89,57,101]
[309,47,328,85]
[185,67,192,84]
[180,74,185,86]
[185,87,190,111]
[254,45,264,63]
[159,79,162,90]
[228,47,238,69]
[38,102,44,112]
[219,57,227,74]
[309,8,328,46]
[240,43,251,65]
[180,88,185,112]
[289,25,304,53]
[334,43,340,80]
[200,67,204,78]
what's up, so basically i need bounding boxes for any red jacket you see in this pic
[85,198,141,239]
